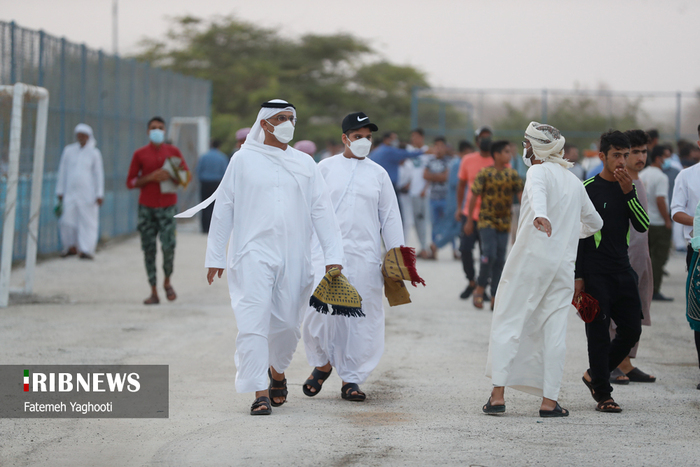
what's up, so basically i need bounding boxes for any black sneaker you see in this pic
[652,292,673,302]
[460,284,475,299]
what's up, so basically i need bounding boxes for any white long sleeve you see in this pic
[93,149,105,199]
[205,158,235,269]
[55,147,68,197]
[579,183,603,238]
[525,165,549,222]
[310,166,344,266]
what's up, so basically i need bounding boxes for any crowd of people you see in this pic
[53,99,700,417]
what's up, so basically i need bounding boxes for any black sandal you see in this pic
[582,374,597,401]
[482,397,506,414]
[626,367,656,383]
[303,367,332,397]
[250,396,272,415]
[341,383,366,401]
[596,399,622,413]
[539,402,569,417]
[268,369,288,407]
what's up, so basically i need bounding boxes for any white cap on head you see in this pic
[524,121,572,168]
[246,99,297,144]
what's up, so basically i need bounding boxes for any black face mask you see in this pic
[479,138,492,153]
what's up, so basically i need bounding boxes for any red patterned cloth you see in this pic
[573,291,600,323]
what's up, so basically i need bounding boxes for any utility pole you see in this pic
[112,0,118,55]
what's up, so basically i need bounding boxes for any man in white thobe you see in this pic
[302,112,404,401]
[483,122,602,417]
[56,123,104,259]
[178,100,344,415]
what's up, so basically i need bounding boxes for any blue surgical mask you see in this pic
[662,158,671,170]
[149,129,165,145]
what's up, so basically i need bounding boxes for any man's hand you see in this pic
[325,264,343,273]
[613,167,633,194]
[665,219,673,229]
[454,209,462,221]
[463,218,474,236]
[150,169,171,182]
[97,198,103,206]
[574,278,585,301]
[533,217,552,237]
[207,268,224,284]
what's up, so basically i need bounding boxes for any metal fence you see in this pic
[411,87,700,147]
[0,21,211,261]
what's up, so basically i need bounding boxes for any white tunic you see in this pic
[55,142,104,255]
[205,140,344,393]
[486,162,602,400]
[303,154,404,384]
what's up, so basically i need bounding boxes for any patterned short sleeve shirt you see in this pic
[470,167,524,231]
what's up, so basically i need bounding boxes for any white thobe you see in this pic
[205,141,344,393]
[303,154,404,384]
[55,142,104,255]
[486,162,602,400]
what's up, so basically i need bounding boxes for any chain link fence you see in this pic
[0,21,211,261]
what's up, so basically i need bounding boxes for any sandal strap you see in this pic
[342,383,364,395]
[597,400,620,409]
[305,368,332,391]
[269,377,287,390]
[251,396,271,410]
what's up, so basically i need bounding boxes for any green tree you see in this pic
[135,16,429,153]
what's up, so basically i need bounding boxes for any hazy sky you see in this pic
[3,0,699,93]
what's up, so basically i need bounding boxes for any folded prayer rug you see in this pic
[309,267,364,317]
[382,246,426,307]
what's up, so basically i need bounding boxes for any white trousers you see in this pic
[228,252,312,393]
[303,262,385,385]
[59,200,99,255]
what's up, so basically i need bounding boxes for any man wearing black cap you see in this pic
[302,112,406,402]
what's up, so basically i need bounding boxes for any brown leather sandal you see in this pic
[143,294,160,305]
[164,285,177,301]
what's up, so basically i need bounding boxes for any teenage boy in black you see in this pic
[575,130,649,413]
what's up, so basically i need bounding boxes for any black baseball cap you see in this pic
[342,112,378,133]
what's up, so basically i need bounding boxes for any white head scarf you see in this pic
[74,123,97,148]
[246,99,297,144]
[524,121,572,168]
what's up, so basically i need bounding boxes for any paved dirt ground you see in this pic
[1,221,699,466]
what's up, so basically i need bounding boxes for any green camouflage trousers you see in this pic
[137,204,177,287]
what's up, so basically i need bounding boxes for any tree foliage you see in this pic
[135,16,428,152]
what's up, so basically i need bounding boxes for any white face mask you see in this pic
[266,119,295,144]
[523,149,533,167]
[346,137,372,158]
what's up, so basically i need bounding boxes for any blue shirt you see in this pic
[370,144,422,187]
[196,148,228,182]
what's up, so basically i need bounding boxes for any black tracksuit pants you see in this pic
[584,268,642,401]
